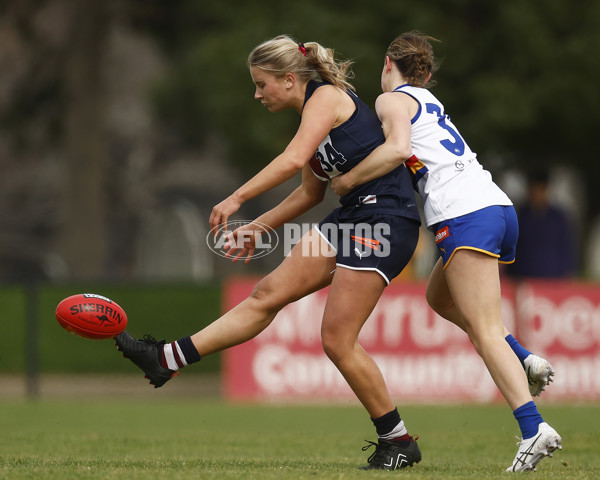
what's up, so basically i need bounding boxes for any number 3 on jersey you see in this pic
[315,135,347,176]
[426,103,466,156]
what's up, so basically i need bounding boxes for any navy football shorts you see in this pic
[432,205,518,268]
[315,209,420,284]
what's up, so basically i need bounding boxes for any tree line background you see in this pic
[1,0,598,282]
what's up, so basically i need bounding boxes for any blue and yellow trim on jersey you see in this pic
[406,154,428,189]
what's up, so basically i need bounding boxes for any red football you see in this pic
[55,293,128,340]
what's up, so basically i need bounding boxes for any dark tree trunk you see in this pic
[61,0,110,279]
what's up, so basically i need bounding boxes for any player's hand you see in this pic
[330,173,354,197]
[210,195,242,233]
[223,223,261,264]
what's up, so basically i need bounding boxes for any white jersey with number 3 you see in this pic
[395,84,512,228]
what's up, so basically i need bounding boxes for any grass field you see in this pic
[1,395,599,480]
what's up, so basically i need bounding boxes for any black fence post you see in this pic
[25,282,40,400]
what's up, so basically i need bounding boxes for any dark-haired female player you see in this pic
[331,31,562,472]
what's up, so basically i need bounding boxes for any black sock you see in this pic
[371,408,410,444]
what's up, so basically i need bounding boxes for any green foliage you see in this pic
[150,0,600,199]
[1,401,599,479]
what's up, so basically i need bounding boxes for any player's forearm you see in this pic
[344,142,409,189]
[255,184,324,231]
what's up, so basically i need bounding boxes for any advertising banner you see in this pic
[223,278,599,402]
[515,281,600,401]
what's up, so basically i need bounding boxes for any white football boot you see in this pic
[506,422,562,472]
[523,354,555,397]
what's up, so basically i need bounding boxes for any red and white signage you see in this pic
[515,281,600,400]
[223,278,600,403]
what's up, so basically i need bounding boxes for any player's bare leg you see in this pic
[321,266,421,470]
[321,267,391,418]
[439,250,530,408]
[116,228,335,386]
[426,258,554,396]
[432,250,561,471]
[191,228,335,355]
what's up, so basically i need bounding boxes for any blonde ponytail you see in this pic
[248,35,355,91]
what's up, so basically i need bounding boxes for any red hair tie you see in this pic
[298,42,307,56]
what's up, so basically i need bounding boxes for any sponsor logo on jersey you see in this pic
[351,235,380,250]
[435,226,450,244]
[359,195,377,205]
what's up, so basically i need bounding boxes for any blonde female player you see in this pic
[116,35,422,470]
[330,31,562,472]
